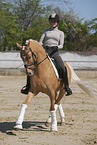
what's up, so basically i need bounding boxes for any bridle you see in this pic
[21,47,37,69]
[21,47,48,70]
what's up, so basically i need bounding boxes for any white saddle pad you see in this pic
[47,55,59,79]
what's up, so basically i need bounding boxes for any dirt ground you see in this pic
[0,72,97,145]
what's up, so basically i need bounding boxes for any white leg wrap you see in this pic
[46,104,58,123]
[50,110,57,131]
[16,104,27,125]
[46,114,51,123]
[54,104,58,111]
[58,104,65,122]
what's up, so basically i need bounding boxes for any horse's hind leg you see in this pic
[55,88,65,105]
[55,93,65,124]
[58,104,65,125]
[55,89,65,125]
[14,92,35,130]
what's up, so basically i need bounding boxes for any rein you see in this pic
[36,55,48,66]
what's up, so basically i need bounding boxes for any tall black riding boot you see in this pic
[62,68,72,96]
[21,75,30,94]
[65,84,72,96]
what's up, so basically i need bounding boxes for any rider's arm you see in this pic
[39,31,45,46]
[58,31,64,49]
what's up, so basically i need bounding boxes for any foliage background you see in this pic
[0,0,97,51]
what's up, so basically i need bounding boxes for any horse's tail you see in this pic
[68,64,94,97]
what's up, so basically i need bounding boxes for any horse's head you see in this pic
[16,39,38,76]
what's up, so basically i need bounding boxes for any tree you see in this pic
[55,9,90,51]
[80,18,97,50]
[88,18,97,34]
[0,0,51,51]
[0,0,97,51]
[10,0,50,43]
[0,2,18,51]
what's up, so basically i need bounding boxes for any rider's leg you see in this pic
[21,75,30,94]
[61,65,72,96]
[51,52,72,96]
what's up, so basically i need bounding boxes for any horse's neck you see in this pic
[30,41,50,75]
[33,44,47,65]
[35,50,50,77]
[37,51,48,66]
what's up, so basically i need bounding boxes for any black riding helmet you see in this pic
[49,14,60,23]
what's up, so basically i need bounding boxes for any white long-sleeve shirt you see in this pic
[39,27,64,49]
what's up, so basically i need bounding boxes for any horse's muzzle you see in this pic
[26,69,34,76]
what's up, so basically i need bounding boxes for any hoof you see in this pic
[14,124,23,130]
[60,121,65,126]
[45,121,51,127]
[50,128,58,132]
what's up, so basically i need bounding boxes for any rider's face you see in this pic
[50,20,58,28]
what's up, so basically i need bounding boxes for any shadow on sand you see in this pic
[0,121,49,135]
[0,121,73,135]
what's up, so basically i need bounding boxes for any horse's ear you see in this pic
[16,43,22,50]
[25,40,30,47]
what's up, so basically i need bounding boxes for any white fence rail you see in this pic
[0,60,97,70]
[0,52,97,69]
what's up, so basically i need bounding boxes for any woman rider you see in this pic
[21,13,72,96]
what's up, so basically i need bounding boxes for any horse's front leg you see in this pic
[49,92,58,132]
[14,92,35,130]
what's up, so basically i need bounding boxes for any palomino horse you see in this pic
[14,39,93,131]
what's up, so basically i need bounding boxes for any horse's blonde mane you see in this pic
[26,39,46,55]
